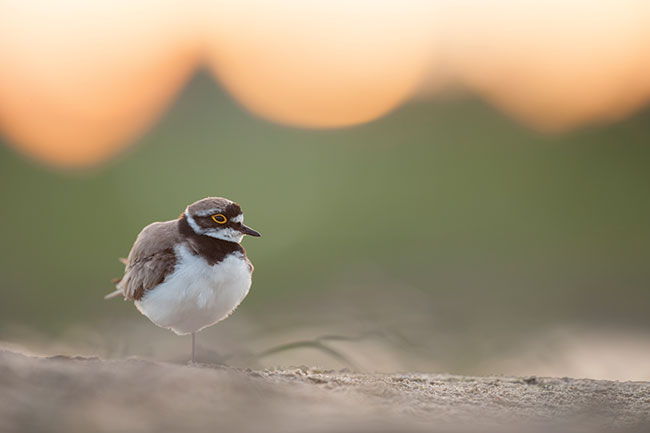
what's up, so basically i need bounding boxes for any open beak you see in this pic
[239,224,261,237]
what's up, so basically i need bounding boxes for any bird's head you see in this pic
[183,197,261,243]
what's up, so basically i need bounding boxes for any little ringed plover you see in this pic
[105,197,261,362]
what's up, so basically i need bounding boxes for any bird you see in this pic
[105,197,261,363]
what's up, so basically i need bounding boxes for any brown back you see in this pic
[117,220,181,300]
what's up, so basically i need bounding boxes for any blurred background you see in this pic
[1,0,649,380]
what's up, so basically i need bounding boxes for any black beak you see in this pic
[239,224,261,237]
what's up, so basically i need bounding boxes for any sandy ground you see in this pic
[1,349,649,433]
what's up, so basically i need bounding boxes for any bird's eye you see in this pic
[211,214,227,224]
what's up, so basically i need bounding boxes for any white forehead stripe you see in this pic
[195,208,223,217]
[231,214,243,223]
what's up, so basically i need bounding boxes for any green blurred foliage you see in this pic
[1,72,649,336]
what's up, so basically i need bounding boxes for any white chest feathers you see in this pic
[135,245,252,335]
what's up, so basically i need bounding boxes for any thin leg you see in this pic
[191,332,196,363]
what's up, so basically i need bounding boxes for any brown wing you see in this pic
[117,220,180,301]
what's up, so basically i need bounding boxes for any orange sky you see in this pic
[0,0,649,166]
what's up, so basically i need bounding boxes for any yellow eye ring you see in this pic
[211,214,227,224]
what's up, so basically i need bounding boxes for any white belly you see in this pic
[135,245,252,335]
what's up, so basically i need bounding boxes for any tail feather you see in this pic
[104,289,123,300]
[106,257,128,299]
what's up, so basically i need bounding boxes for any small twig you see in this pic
[254,340,360,370]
